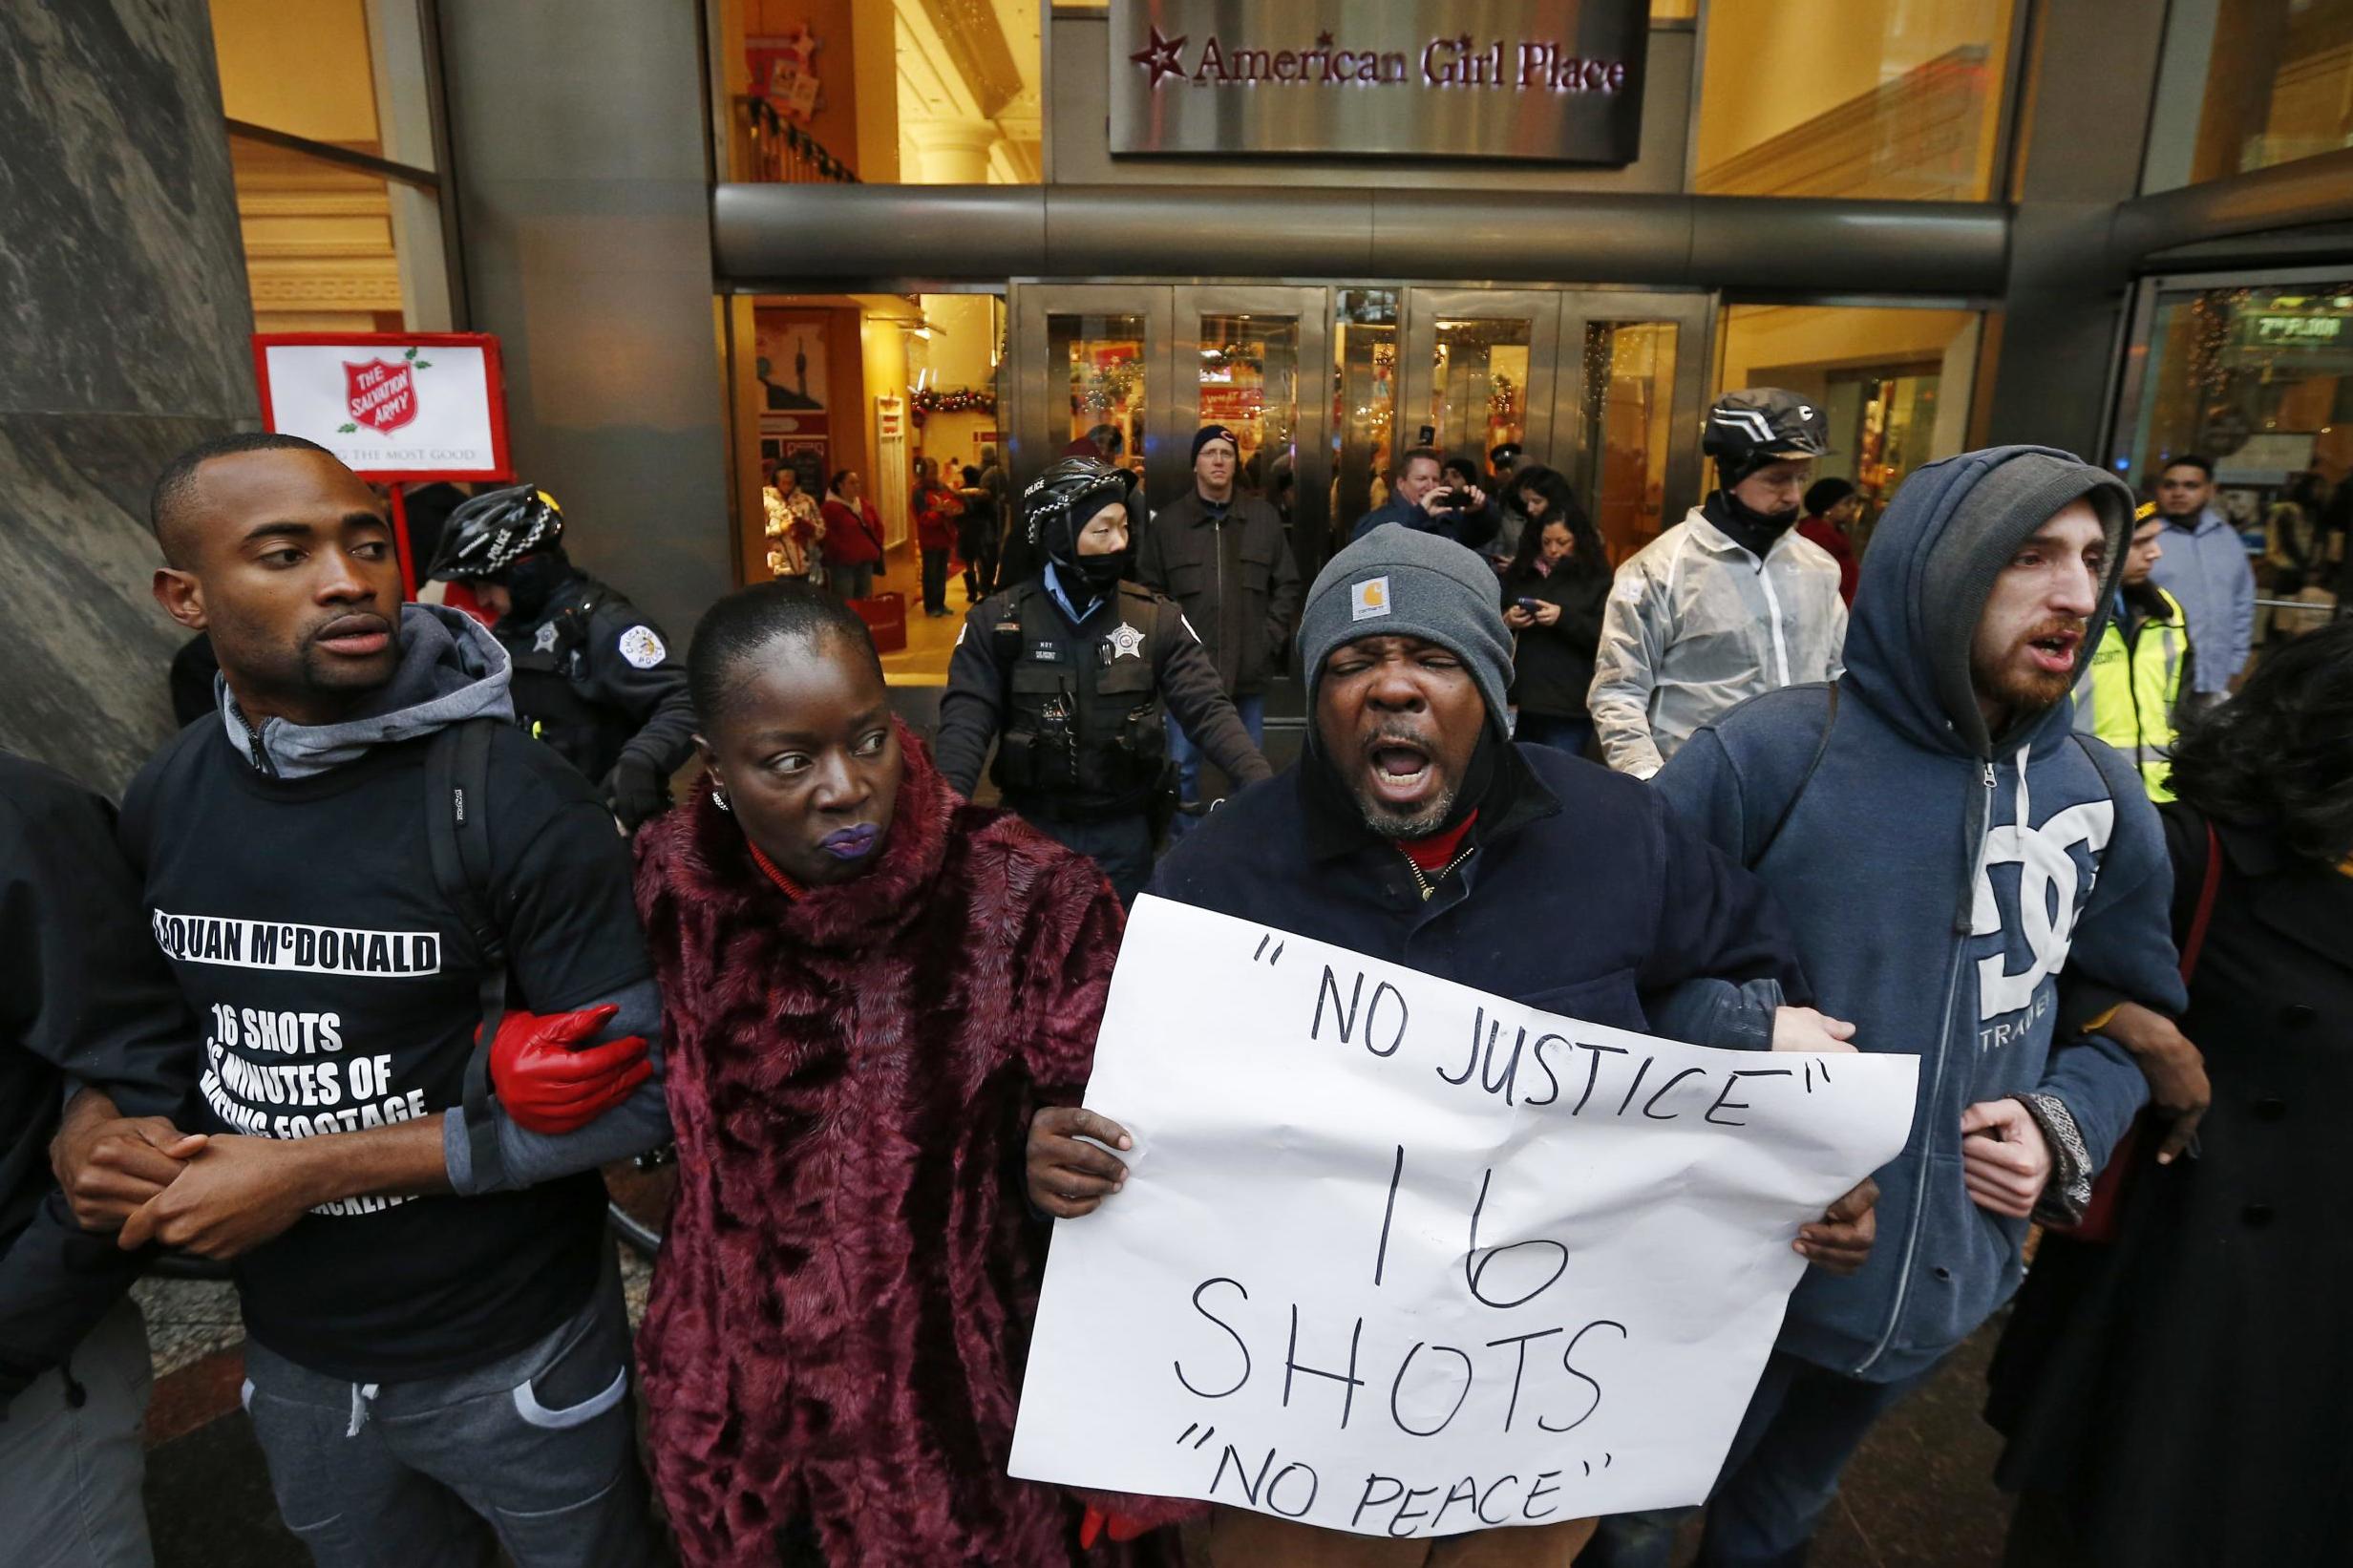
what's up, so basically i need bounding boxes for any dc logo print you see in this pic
[1970,768,2113,1024]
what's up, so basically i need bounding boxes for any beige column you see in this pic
[908,117,1002,183]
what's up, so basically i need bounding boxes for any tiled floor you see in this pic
[877,543,996,688]
[132,1274,243,1380]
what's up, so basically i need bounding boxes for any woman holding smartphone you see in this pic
[1498,471,1612,755]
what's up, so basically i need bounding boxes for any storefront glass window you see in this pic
[2118,281,2352,632]
[1584,321,1678,559]
[1714,305,1982,520]
[724,0,1041,183]
[1430,319,1533,459]
[1692,0,2015,200]
[1050,313,1149,479]
[209,0,450,332]
[2143,1,2353,191]
[1198,314,1300,497]
[1331,290,1399,538]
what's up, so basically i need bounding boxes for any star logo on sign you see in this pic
[1107,622,1148,660]
[1129,24,1187,88]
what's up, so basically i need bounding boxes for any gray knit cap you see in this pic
[1299,526,1515,740]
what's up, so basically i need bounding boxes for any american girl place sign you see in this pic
[1110,0,1649,163]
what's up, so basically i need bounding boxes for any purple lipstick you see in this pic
[820,824,880,861]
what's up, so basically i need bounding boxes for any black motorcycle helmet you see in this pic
[1022,456,1135,568]
[1702,389,1833,488]
[426,484,565,581]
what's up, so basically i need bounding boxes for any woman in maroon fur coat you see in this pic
[633,582,1186,1566]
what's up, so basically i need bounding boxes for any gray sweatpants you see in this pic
[0,1296,154,1568]
[241,1255,656,1568]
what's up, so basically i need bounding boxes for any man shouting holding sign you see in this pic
[1026,527,1883,1565]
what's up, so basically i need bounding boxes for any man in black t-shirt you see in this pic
[60,434,670,1567]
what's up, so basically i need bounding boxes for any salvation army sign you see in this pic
[1110,0,1649,163]
[345,358,418,434]
[1010,898,1918,1536]
[254,332,511,482]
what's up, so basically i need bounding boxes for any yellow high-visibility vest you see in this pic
[2070,586,2189,800]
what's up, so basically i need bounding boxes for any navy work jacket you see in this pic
[1146,742,1810,1040]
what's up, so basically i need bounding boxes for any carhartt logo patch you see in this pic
[1350,577,1391,622]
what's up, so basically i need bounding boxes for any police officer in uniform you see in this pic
[936,456,1272,903]
[426,483,695,831]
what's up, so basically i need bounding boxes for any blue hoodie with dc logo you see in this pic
[1656,446,2189,1383]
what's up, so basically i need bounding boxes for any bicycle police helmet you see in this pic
[427,484,565,581]
[1702,389,1833,486]
[1022,456,1135,567]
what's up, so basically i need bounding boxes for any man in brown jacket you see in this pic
[1137,424,1303,832]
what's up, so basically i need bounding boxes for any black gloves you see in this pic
[603,753,673,833]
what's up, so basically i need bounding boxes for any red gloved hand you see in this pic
[1078,1505,1154,1548]
[484,1004,652,1134]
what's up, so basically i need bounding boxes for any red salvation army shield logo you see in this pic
[344,357,418,434]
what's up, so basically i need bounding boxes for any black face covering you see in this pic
[500,547,573,622]
[1071,547,1132,594]
[1704,489,1799,562]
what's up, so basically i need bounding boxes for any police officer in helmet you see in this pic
[936,456,1272,902]
[426,483,695,830]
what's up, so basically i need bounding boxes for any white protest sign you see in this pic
[254,333,509,480]
[1010,896,1918,1538]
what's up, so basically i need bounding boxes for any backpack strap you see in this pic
[425,718,509,1188]
[2066,729,2135,810]
[1749,683,1839,868]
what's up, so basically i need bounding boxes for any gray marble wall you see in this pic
[437,0,734,646]
[0,0,255,795]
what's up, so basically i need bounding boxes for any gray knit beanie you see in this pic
[1299,526,1515,740]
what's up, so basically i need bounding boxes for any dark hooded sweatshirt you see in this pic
[1656,446,2187,1383]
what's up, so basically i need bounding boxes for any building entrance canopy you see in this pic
[712,183,2010,298]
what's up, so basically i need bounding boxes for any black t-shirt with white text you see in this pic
[119,720,648,1382]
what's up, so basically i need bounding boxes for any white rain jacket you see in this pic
[1588,505,1848,777]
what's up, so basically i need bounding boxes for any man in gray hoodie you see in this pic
[1589,447,2188,1567]
[57,434,671,1567]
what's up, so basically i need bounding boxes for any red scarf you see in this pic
[1400,810,1478,872]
